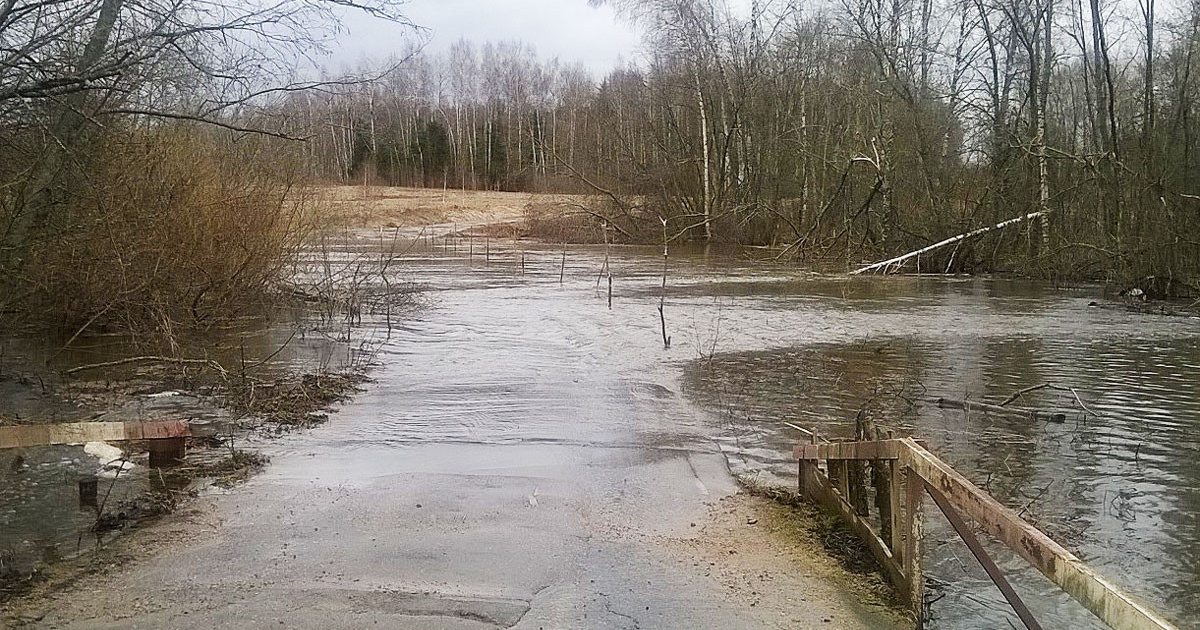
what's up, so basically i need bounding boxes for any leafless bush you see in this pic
[0,126,318,341]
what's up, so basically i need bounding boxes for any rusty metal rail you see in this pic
[794,436,1179,630]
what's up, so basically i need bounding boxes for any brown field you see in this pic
[320,185,591,230]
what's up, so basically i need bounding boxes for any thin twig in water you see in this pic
[66,356,228,379]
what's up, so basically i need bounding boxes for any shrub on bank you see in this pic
[0,127,320,340]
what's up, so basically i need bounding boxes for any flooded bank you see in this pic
[3,229,1197,629]
[0,298,372,586]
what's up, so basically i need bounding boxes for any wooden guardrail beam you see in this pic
[898,438,1178,630]
[0,420,191,449]
[794,434,1179,630]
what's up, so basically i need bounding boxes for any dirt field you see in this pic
[321,185,585,230]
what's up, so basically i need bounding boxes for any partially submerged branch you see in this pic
[65,355,229,379]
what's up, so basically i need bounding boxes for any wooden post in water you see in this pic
[78,476,98,507]
[799,432,820,500]
[849,415,873,516]
[829,460,849,497]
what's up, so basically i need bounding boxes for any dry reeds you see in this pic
[0,126,320,341]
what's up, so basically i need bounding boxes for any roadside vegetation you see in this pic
[0,0,411,341]
[295,0,1200,297]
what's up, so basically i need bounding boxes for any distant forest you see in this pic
[289,0,1200,291]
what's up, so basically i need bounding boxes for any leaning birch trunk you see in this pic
[1036,0,1054,250]
[851,211,1048,275]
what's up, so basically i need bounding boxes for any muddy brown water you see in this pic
[3,232,1198,629]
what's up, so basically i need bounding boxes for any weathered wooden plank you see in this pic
[0,420,190,449]
[889,454,905,567]
[903,459,925,628]
[129,419,190,440]
[0,425,51,448]
[900,438,1179,630]
[794,439,907,461]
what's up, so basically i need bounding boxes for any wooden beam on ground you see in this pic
[899,438,1179,630]
[0,420,191,449]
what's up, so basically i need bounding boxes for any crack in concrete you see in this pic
[597,591,641,630]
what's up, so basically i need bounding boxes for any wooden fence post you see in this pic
[799,433,819,500]
[873,428,894,547]
[904,459,926,628]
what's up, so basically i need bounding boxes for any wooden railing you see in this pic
[0,420,191,448]
[0,420,191,466]
[794,435,1179,630]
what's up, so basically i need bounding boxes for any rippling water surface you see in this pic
[3,233,1198,629]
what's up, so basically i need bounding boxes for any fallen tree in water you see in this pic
[852,211,1049,275]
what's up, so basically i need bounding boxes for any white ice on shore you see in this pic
[84,441,135,477]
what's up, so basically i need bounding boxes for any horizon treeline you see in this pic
[292,0,1198,292]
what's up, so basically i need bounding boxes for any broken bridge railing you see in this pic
[793,435,1179,630]
[0,419,191,467]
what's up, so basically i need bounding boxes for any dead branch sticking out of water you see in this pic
[65,356,229,379]
[929,397,1073,423]
[999,382,1100,418]
[659,217,671,349]
[596,221,613,309]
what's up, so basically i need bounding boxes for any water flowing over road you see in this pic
[5,232,1199,629]
[3,235,902,629]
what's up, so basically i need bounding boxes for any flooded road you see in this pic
[1,235,901,629]
[3,232,1197,629]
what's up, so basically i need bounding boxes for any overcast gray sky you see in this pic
[327,0,645,76]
